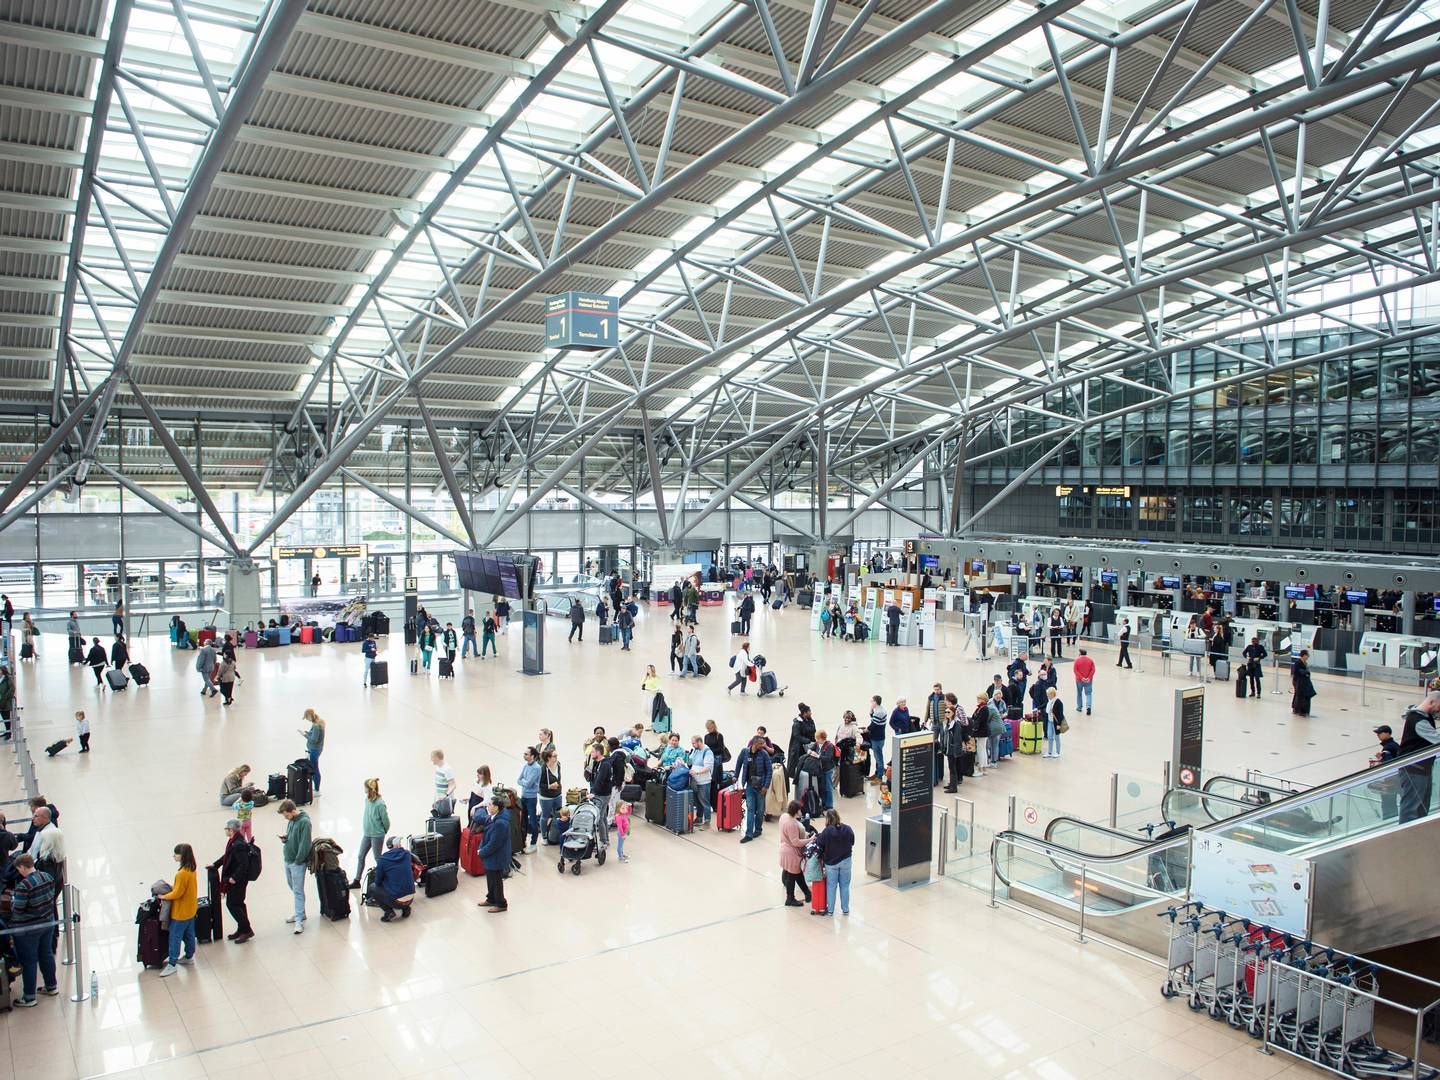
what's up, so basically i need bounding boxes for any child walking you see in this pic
[615,800,632,862]
[76,710,90,752]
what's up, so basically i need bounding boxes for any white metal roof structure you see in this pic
[1,0,1438,555]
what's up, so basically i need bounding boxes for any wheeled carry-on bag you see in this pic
[438,657,454,678]
[840,760,865,798]
[410,832,443,869]
[811,877,827,914]
[599,625,616,644]
[666,788,693,834]
[460,827,485,876]
[644,780,666,826]
[267,772,287,799]
[759,671,779,696]
[717,787,743,831]
[204,867,225,942]
[428,815,461,865]
[105,668,128,691]
[1018,716,1043,755]
[424,862,459,897]
[286,761,313,805]
[318,866,350,920]
[370,660,389,687]
[136,899,166,969]
[129,663,150,685]
[731,619,743,635]
[69,645,84,664]
[1214,657,1230,680]
[1236,668,1248,698]
[195,896,216,944]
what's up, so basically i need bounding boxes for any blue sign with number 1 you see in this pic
[545,292,619,350]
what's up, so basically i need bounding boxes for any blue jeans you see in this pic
[693,781,712,822]
[539,795,561,842]
[308,748,322,791]
[363,656,373,685]
[1044,720,1061,757]
[986,734,1000,765]
[462,633,477,657]
[681,654,698,677]
[1076,682,1092,712]
[421,648,432,669]
[285,863,307,922]
[744,785,765,838]
[620,627,632,649]
[481,633,496,657]
[818,768,833,809]
[522,795,539,843]
[166,917,196,965]
[354,835,384,880]
[824,857,852,914]
[13,927,56,998]
[870,741,884,779]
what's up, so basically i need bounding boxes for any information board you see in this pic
[1173,686,1205,788]
[271,544,367,561]
[1190,833,1311,935]
[891,731,934,886]
[521,603,545,675]
[544,292,619,349]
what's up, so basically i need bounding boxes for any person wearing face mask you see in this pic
[157,843,199,977]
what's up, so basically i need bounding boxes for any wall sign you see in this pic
[1173,686,1205,788]
[545,292,619,349]
[891,730,934,886]
[270,544,367,561]
[1190,833,1311,935]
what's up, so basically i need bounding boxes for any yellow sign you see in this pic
[271,544,367,561]
[1055,485,1077,497]
[1094,486,1132,497]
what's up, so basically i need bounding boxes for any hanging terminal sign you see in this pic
[1055,485,1131,497]
[544,292,619,350]
[270,544,368,561]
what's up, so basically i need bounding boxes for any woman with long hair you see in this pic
[158,843,198,976]
[350,778,389,889]
[301,709,325,794]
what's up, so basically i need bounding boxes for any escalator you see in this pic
[991,744,1440,956]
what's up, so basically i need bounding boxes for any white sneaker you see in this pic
[284,916,299,924]
[525,843,537,854]
[177,955,194,965]
[159,964,176,977]
[293,921,304,935]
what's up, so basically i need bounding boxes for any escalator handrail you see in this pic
[1200,773,1302,799]
[990,825,1190,895]
[1171,741,1440,835]
[1161,784,1259,825]
[1043,815,1151,848]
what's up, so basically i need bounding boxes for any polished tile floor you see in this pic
[2,597,1397,1079]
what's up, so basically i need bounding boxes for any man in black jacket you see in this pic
[607,739,628,823]
[568,599,585,642]
[1397,696,1440,824]
[588,744,614,806]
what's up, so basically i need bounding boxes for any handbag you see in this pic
[1056,718,1070,734]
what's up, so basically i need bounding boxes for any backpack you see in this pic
[244,839,263,882]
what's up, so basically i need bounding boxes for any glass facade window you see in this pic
[1137,494,1176,532]
[1096,493,1132,529]
[1183,495,1223,534]
[1058,493,1091,529]
[1394,497,1438,544]
[1229,491,1273,536]
[1335,491,1384,542]
[1278,496,1325,539]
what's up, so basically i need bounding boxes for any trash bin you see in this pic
[866,813,891,880]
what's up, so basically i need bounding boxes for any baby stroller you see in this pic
[557,796,609,875]
[753,654,786,698]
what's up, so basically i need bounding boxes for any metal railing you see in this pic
[0,881,87,1003]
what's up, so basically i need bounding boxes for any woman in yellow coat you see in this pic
[158,843,199,977]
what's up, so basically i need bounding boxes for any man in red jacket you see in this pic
[1073,649,1096,716]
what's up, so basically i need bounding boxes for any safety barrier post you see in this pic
[1077,864,1088,943]
[937,808,948,875]
[65,884,87,1002]
[1109,773,1119,828]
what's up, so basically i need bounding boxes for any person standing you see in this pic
[1243,636,1267,697]
[301,710,325,794]
[195,639,217,698]
[111,598,123,637]
[157,844,199,976]
[689,734,714,828]
[1370,724,1401,819]
[310,573,321,597]
[735,735,772,843]
[478,794,512,913]
[216,654,237,706]
[6,854,58,1006]
[1397,695,1440,823]
[1116,618,1133,669]
[703,719,729,814]
[211,821,255,943]
[1072,649,1095,715]
[461,610,477,658]
[0,593,11,630]
[481,610,499,657]
[538,749,562,844]
[431,749,456,806]
[889,698,913,735]
[350,778,389,888]
[517,746,541,853]
[443,622,458,666]
[924,683,946,785]
[786,704,816,781]
[1043,687,1066,759]
[362,632,378,687]
[726,642,754,694]
[279,799,311,933]
[865,696,887,782]
[738,592,755,635]
[1290,649,1316,716]
[813,809,855,917]
[778,800,812,906]
[0,664,14,741]
[1048,608,1064,658]
[885,601,902,645]
[65,611,82,664]
[568,598,585,642]
[616,602,634,651]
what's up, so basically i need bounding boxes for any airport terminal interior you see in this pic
[1,0,1440,1077]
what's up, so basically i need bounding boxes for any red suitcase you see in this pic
[459,826,485,876]
[198,627,216,645]
[717,787,743,832]
[811,878,827,914]
[244,630,258,649]
[300,626,316,644]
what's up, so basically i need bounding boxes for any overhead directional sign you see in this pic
[544,292,619,349]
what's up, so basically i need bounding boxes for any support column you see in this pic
[226,558,262,630]
[1402,590,1416,635]
[809,543,832,590]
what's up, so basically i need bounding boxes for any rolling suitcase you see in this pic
[1214,657,1230,680]
[286,761,313,805]
[840,760,865,798]
[244,630,258,649]
[771,599,782,610]
[195,896,215,944]
[410,658,419,676]
[1236,668,1248,698]
[759,671,779,696]
[619,783,642,803]
[665,788,693,834]
[731,619,743,635]
[372,611,389,635]
[267,773,287,799]
[438,657,454,679]
[424,862,458,897]
[128,663,150,686]
[998,731,1014,759]
[204,867,225,943]
[460,827,485,876]
[599,625,616,644]
[428,815,461,865]
[1018,716,1043,755]
[319,866,350,920]
[136,899,166,969]
[644,780,666,826]
[299,626,315,644]
[410,832,443,869]
[695,656,711,677]
[811,877,827,914]
[105,668,128,691]
[370,660,389,687]
[278,627,291,645]
[717,786,743,831]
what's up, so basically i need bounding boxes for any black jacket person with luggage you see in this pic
[786,705,816,780]
[210,820,255,942]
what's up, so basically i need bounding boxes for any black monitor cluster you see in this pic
[454,551,533,600]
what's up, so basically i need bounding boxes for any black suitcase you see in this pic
[438,656,454,678]
[319,866,350,920]
[599,625,616,644]
[370,660,388,687]
[424,862,458,897]
[195,896,216,944]
[204,866,224,942]
[428,815,460,865]
[620,783,642,803]
[20,642,33,660]
[372,612,389,635]
[1236,669,1248,698]
[696,656,711,677]
[644,780,666,825]
[129,662,150,685]
[410,832,443,868]
[759,671,779,695]
[69,645,84,664]
[105,668,128,691]
[404,624,417,645]
[286,762,313,805]
[855,622,869,641]
[771,599,782,610]
[840,760,865,798]
[267,772,287,799]
[731,619,742,635]
[136,899,166,969]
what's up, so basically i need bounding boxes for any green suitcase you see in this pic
[1018,717,1043,755]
